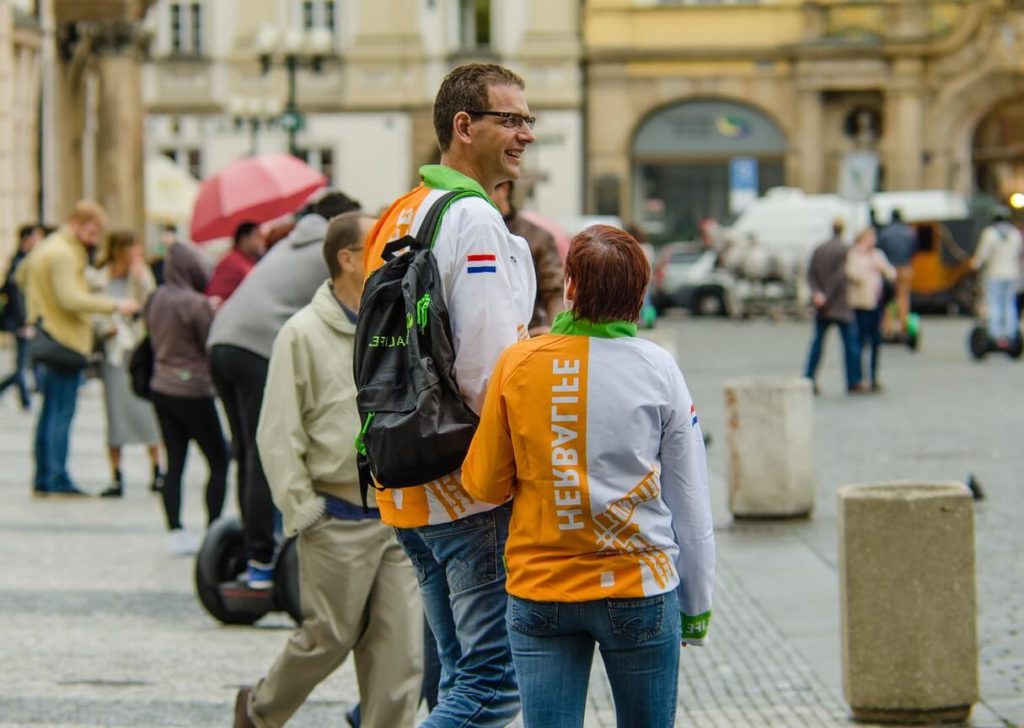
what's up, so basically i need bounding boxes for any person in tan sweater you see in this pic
[17,201,138,496]
[235,212,422,728]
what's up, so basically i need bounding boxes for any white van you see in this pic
[721,187,969,276]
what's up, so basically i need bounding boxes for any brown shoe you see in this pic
[234,687,255,728]
[847,383,870,395]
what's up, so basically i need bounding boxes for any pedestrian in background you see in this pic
[462,225,715,728]
[877,208,917,336]
[17,201,139,496]
[803,219,864,395]
[493,180,564,332]
[971,213,1023,344]
[235,212,421,728]
[92,230,163,497]
[845,227,895,392]
[146,242,228,555]
[207,189,360,589]
[207,221,265,305]
[0,224,45,410]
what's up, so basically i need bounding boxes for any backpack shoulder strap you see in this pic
[415,189,488,251]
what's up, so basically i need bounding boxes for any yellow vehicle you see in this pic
[909,218,984,315]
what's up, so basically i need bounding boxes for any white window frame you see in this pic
[168,0,204,57]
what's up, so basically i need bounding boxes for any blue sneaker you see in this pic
[246,560,273,590]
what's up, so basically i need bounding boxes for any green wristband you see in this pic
[681,610,711,640]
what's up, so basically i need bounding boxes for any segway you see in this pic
[195,517,302,625]
[968,325,1023,360]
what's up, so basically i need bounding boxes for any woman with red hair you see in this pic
[462,225,715,728]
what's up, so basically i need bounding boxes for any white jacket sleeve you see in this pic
[658,358,715,645]
[256,323,325,536]
[441,201,536,414]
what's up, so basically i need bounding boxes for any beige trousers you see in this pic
[249,516,423,728]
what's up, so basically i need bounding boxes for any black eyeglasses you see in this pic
[466,110,537,130]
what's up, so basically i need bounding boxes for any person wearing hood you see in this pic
[147,242,229,556]
[206,189,360,589]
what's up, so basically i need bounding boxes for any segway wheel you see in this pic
[968,326,989,360]
[273,535,303,626]
[1009,333,1024,360]
[195,517,271,625]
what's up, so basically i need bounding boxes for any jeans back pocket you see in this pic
[509,597,560,637]
[606,594,666,645]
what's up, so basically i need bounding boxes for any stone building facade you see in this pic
[143,0,583,220]
[585,0,1024,237]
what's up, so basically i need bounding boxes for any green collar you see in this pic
[550,311,637,339]
[419,165,497,210]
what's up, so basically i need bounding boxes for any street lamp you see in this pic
[228,94,284,156]
[255,23,335,156]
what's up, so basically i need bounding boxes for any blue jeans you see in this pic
[394,502,519,727]
[854,307,883,387]
[33,364,83,492]
[0,333,31,408]
[507,591,681,728]
[985,278,1019,340]
[803,316,861,389]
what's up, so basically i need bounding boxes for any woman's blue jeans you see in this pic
[507,591,681,728]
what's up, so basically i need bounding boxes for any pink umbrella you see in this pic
[190,153,326,243]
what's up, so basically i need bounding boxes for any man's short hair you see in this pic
[233,221,260,247]
[323,211,373,279]
[67,200,108,228]
[565,225,650,324]
[891,209,904,223]
[305,189,361,220]
[433,63,526,153]
[18,224,37,242]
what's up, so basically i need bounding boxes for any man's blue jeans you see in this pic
[506,591,681,728]
[985,278,1019,340]
[394,502,519,727]
[804,316,861,389]
[33,364,83,492]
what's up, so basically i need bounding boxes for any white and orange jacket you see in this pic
[462,313,715,644]
[363,164,535,528]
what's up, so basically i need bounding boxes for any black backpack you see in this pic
[354,190,483,508]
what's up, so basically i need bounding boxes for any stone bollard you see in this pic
[724,376,814,517]
[838,482,978,724]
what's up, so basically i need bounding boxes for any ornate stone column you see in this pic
[0,2,15,267]
[93,20,147,230]
[884,59,925,191]
[797,89,825,194]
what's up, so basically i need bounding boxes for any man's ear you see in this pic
[337,249,350,274]
[565,277,576,301]
[453,111,474,145]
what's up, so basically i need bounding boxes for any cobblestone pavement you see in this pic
[0,315,1020,727]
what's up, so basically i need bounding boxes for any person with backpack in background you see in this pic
[0,224,45,410]
[234,212,422,728]
[359,63,537,726]
[971,212,1023,345]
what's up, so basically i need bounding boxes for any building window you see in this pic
[169,1,203,56]
[161,148,203,181]
[459,0,490,49]
[296,147,334,184]
[301,0,336,32]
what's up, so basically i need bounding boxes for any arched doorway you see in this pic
[972,97,1024,205]
[632,99,787,240]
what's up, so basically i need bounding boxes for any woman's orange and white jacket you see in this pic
[462,313,715,644]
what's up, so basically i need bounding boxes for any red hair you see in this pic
[565,225,650,323]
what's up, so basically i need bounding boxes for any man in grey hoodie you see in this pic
[206,189,360,588]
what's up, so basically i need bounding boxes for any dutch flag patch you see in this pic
[690,403,699,427]
[467,254,497,274]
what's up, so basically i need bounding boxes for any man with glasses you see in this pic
[361,63,537,726]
